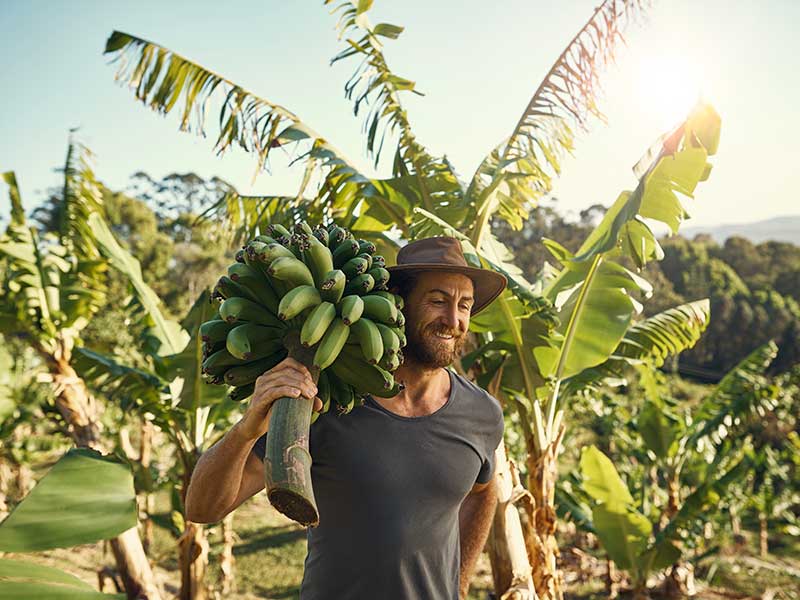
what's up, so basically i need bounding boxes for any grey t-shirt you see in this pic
[252,368,504,600]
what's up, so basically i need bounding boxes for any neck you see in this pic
[392,356,448,405]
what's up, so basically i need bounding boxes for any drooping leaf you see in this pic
[591,503,651,571]
[637,400,678,459]
[2,171,25,226]
[580,445,634,509]
[685,341,778,449]
[562,299,710,396]
[104,30,363,186]
[89,212,188,355]
[0,558,125,599]
[0,449,137,552]
[464,0,649,240]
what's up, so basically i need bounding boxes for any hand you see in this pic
[237,358,322,441]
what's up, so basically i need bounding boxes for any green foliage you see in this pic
[0,449,136,552]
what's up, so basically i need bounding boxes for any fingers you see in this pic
[272,357,312,379]
[313,396,323,412]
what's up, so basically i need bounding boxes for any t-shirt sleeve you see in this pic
[252,433,267,461]
[476,395,504,484]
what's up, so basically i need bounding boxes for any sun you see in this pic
[634,50,705,128]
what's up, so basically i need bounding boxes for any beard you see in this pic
[404,321,466,369]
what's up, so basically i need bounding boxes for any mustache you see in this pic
[424,325,463,339]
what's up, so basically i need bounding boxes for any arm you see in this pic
[458,477,498,599]
[184,358,320,523]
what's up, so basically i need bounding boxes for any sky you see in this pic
[1,0,798,229]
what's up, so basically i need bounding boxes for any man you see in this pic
[185,237,507,599]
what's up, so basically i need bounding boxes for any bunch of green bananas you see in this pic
[200,221,406,417]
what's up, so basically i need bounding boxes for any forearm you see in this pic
[185,420,259,523]
[458,481,498,599]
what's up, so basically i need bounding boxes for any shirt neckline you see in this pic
[365,368,455,421]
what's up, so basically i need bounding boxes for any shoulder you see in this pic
[450,370,504,428]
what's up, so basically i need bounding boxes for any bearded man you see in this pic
[185,237,507,600]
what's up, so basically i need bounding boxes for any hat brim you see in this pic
[387,264,507,315]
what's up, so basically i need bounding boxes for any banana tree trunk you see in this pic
[662,470,694,598]
[487,442,537,600]
[219,512,236,595]
[140,420,154,555]
[178,521,209,600]
[524,432,565,600]
[50,354,162,600]
[759,514,768,557]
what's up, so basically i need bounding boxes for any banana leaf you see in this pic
[0,448,136,552]
[0,558,124,599]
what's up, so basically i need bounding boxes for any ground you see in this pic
[7,491,800,599]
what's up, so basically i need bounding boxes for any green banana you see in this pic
[253,234,278,245]
[327,226,347,249]
[278,284,321,321]
[372,255,386,269]
[350,317,383,364]
[361,294,397,325]
[329,374,355,415]
[229,383,256,402]
[319,269,346,303]
[379,351,401,371]
[219,296,285,328]
[202,341,224,360]
[341,256,370,279]
[368,267,390,288]
[332,239,360,268]
[393,293,404,310]
[235,248,246,263]
[390,326,407,348]
[357,240,377,255]
[223,351,287,386]
[200,319,235,344]
[330,352,396,397]
[338,295,364,326]
[202,348,246,377]
[395,311,405,327]
[295,221,314,237]
[227,263,280,313]
[266,223,292,244]
[225,323,285,360]
[213,275,254,302]
[356,252,373,271]
[268,256,315,289]
[313,318,350,370]
[313,226,329,246]
[300,301,336,347]
[344,273,375,296]
[311,371,332,423]
[249,242,295,266]
[302,235,335,287]
[375,322,401,355]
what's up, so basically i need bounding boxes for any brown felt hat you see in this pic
[387,237,507,315]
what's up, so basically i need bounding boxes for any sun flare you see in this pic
[635,51,705,127]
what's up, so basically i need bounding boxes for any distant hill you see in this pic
[680,215,800,245]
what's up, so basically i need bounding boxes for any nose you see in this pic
[442,302,461,331]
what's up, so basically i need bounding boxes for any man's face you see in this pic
[402,271,474,369]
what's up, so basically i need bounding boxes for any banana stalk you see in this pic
[263,331,321,526]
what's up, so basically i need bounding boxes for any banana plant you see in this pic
[0,146,162,599]
[74,272,238,600]
[573,342,779,598]
[0,448,137,599]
